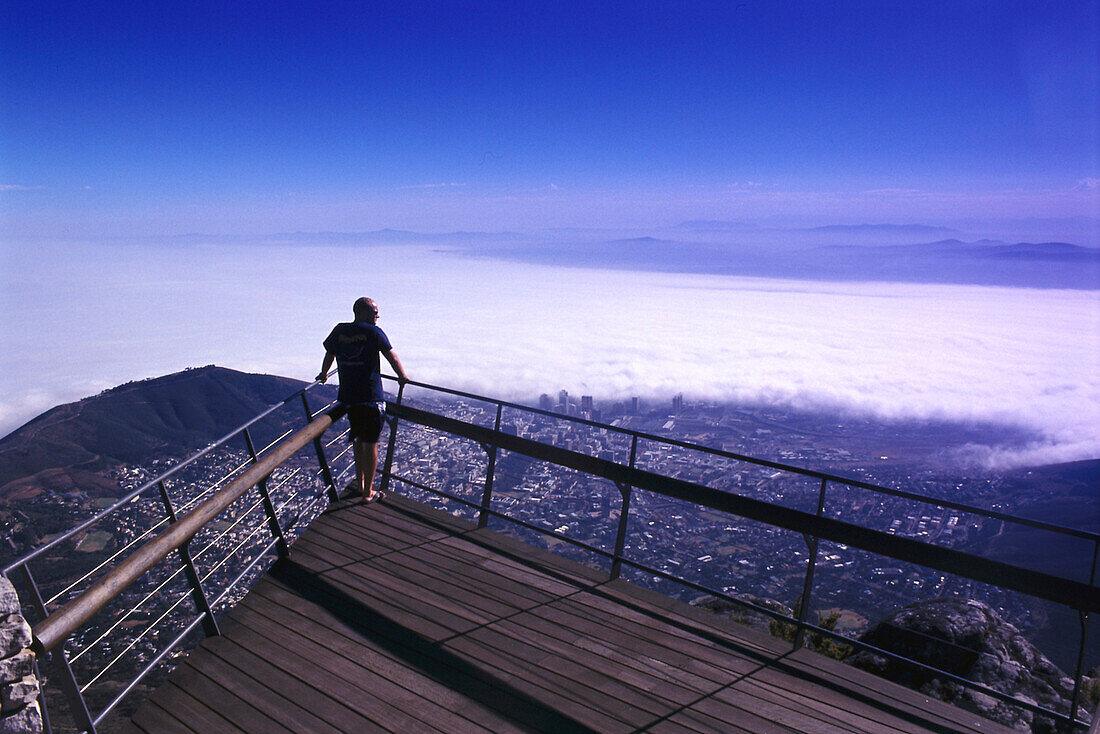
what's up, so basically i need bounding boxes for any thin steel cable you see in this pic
[68,559,189,665]
[324,428,350,448]
[257,428,295,456]
[46,512,173,606]
[199,516,274,585]
[50,448,287,606]
[79,585,193,693]
[190,495,268,564]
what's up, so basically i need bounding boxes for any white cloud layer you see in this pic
[2,241,1097,470]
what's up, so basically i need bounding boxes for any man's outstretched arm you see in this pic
[317,351,335,382]
[383,349,409,383]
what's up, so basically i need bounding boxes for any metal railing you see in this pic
[5,374,1098,732]
[3,380,346,733]
[380,376,1099,733]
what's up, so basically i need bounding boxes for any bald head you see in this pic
[353,297,379,324]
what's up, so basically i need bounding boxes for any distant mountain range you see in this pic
[809,239,1100,288]
[804,223,959,235]
[823,238,1100,261]
[0,366,335,504]
[459,234,1100,289]
[158,229,525,245]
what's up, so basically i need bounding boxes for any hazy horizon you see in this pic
[2,230,1098,472]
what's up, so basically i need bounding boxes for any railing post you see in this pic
[610,435,638,580]
[794,477,828,650]
[1066,538,1099,731]
[243,429,290,558]
[301,393,339,503]
[477,404,504,529]
[32,656,51,734]
[379,380,405,496]
[157,482,220,638]
[19,565,95,734]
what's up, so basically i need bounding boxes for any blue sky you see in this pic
[1,1,1098,235]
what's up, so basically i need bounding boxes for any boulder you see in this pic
[0,580,18,618]
[0,701,40,734]
[849,597,1089,733]
[0,618,30,661]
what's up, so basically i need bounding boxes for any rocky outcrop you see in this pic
[694,594,794,635]
[849,597,1092,733]
[0,576,40,733]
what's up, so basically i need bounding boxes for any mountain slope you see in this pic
[0,366,333,502]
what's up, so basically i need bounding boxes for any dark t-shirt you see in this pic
[323,322,392,404]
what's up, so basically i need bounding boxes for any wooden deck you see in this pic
[127,494,1009,733]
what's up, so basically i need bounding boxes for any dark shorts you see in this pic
[346,403,384,443]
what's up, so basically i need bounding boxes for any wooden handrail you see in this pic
[32,410,339,655]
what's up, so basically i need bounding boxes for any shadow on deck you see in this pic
[125,495,1009,733]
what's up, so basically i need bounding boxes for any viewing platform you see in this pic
[125,494,1008,733]
[4,375,1095,733]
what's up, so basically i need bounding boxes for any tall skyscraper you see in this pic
[673,393,683,415]
[581,395,594,413]
[539,393,552,411]
[559,389,569,409]
[630,396,640,414]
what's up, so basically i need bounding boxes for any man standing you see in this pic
[318,297,408,503]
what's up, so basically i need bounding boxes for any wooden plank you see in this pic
[137,498,1017,734]
[466,527,607,587]
[250,575,596,733]
[367,552,530,619]
[144,680,247,734]
[569,588,788,664]
[315,503,434,548]
[721,676,934,734]
[205,627,418,733]
[129,699,195,734]
[698,682,873,734]
[550,595,767,682]
[203,633,360,728]
[444,632,638,733]
[582,583,1007,734]
[284,536,348,571]
[400,541,561,609]
[669,704,798,734]
[184,647,345,734]
[276,558,460,641]
[582,585,1005,733]
[463,621,678,721]
[776,648,1008,734]
[382,493,481,535]
[583,581,791,658]
[304,515,405,558]
[648,718,732,734]
[228,601,507,733]
[323,560,495,633]
[163,660,295,733]
[535,596,748,686]
[490,614,707,707]
[435,535,591,598]
[360,500,466,538]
